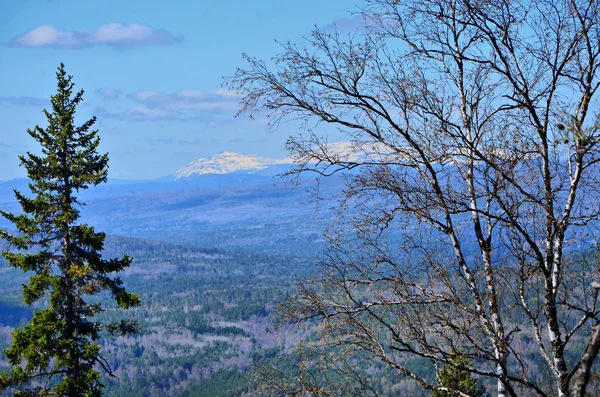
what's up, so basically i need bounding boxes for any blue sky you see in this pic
[0,0,364,180]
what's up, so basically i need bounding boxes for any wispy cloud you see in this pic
[177,138,220,146]
[151,138,175,144]
[130,89,240,112]
[99,89,241,122]
[0,96,49,107]
[10,23,183,49]
[230,138,269,144]
[130,89,240,106]
[95,88,122,100]
[96,106,172,121]
[0,141,24,149]
[321,14,366,32]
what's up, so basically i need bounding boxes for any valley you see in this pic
[0,153,347,396]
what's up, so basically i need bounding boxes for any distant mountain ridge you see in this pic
[0,141,382,204]
[174,141,387,179]
[175,152,293,179]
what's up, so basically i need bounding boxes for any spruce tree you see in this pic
[434,353,486,397]
[0,64,140,396]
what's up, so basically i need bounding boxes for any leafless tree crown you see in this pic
[229,1,600,396]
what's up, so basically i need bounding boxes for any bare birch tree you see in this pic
[229,1,600,396]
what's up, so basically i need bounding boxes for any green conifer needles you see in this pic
[0,64,139,396]
[434,353,486,397]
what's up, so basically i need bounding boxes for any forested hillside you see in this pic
[0,234,310,396]
[0,176,342,257]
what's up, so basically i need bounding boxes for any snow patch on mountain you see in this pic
[175,152,292,178]
[319,141,391,162]
[175,141,395,179]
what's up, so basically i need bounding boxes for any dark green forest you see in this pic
[0,235,311,396]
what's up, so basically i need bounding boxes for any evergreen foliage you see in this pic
[434,354,486,397]
[0,64,139,396]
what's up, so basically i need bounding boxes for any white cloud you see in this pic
[321,14,366,32]
[98,89,241,122]
[100,106,171,121]
[128,106,171,118]
[214,89,241,98]
[13,25,76,47]
[177,90,208,99]
[164,101,239,112]
[95,88,122,100]
[0,96,49,107]
[11,23,183,49]
[92,23,154,44]
[133,91,164,101]
[132,89,241,112]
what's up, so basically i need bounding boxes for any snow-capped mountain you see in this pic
[175,152,293,179]
[174,142,394,179]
